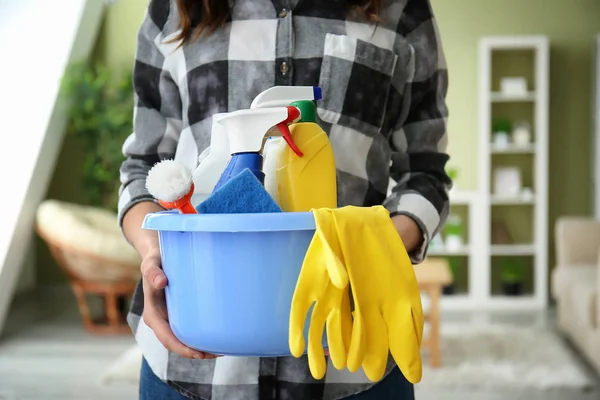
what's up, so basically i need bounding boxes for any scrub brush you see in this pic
[146,159,197,214]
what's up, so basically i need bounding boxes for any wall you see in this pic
[94,0,147,71]
[36,0,146,285]
[38,0,600,284]
[430,0,600,271]
[0,0,105,334]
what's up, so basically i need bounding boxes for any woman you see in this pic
[118,0,451,399]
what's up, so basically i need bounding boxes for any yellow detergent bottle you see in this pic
[275,100,337,211]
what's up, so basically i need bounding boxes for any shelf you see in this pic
[490,91,536,102]
[485,295,542,311]
[490,244,536,255]
[490,194,535,205]
[428,246,470,257]
[429,295,472,311]
[449,190,479,205]
[482,36,548,50]
[490,143,536,154]
[435,295,543,312]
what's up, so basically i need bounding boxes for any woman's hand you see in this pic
[123,201,220,360]
[140,247,219,360]
[391,214,424,253]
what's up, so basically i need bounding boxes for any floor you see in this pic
[415,311,600,400]
[0,286,598,400]
[0,286,137,400]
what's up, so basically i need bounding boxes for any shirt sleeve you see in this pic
[383,0,452,263]
[117,0,182,228]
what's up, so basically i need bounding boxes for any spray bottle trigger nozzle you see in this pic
[285,106,301,124]
[277,106,303,157]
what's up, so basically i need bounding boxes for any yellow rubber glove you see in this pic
[288,208,354,379]
[330,205,424,384]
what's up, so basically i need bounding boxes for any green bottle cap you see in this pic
[290,100,316,123]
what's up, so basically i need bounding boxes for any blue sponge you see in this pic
[196,168,282,214]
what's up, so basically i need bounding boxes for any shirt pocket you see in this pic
[317,33,399,136]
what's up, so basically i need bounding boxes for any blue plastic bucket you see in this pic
[142,210,325,357]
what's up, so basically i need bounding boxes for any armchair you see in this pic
[552,217,600,374]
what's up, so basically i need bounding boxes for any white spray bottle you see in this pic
[262,136,284,204]
[250,86,322,109]
[189,87,322,205]
[190,113,230,205]
[212,106,302,192]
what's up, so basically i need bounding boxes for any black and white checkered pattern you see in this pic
[118,0,451,398]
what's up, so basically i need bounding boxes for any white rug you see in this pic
[420,324,594,391]
[99,344,143,386]
[99,325,595,392]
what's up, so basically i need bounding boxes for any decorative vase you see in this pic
[445,235,463,251]
[443,284,455,295]
[500,77,528,96]
[444,215,464,252]
[500,259,525,296]
[492,117,512,148]
[429,234,445,251]
[521,187,534,200]
[502,281,523,296]
[494,167,522,197]
[446,168,458,193]
[493,131,510,148]
[512,121,532,146]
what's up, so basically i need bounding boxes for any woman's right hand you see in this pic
[140,246,220,360]
[123,201,220,360]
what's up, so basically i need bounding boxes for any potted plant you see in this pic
[500,259,525,296]
[446,167,458,193]
[60,60,134,210]
[39,60,138,332]
[442,258,460,295]
[492,117,512,148]
[443,215,463,252]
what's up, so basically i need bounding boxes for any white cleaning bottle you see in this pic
[191,113,230,205]
[262,136,284,205]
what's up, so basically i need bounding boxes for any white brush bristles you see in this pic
[146,160,193,202]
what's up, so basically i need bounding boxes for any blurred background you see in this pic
[1,0,599,399]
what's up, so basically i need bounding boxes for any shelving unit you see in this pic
[428,190,479,257]
[477,35,549,311]
[426,36,549,312]
[490,92,537,102]
[386,179,485,310]
[426,190,486,311]
[490,143,536,154]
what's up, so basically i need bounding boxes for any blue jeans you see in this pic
[139,357,414,399]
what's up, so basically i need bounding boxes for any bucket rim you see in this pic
[142,210,316,232]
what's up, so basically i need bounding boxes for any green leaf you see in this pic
[500,259,525,282]
[60,60,134,209]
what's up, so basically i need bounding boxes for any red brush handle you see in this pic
[158,183,197,214]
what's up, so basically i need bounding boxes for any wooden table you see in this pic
[413,257,453,368]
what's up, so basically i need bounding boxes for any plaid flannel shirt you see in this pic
[118,0,451,399]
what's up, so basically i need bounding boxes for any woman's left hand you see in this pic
[391,215,423,254]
